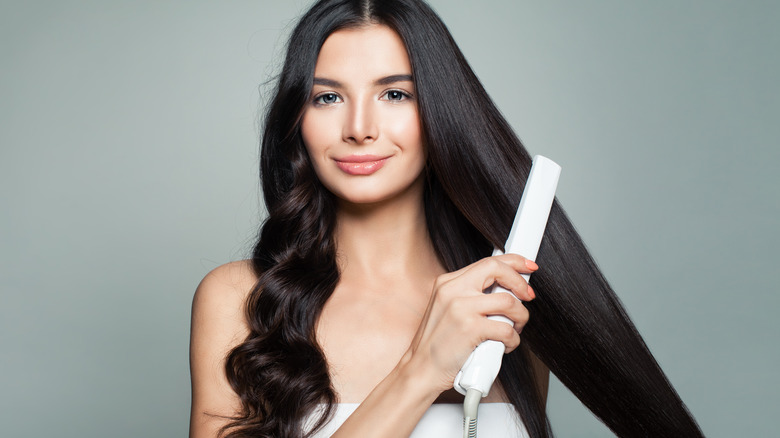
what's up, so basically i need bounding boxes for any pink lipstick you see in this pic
[334,155,390,175]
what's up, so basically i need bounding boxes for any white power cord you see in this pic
[462,388,482,438]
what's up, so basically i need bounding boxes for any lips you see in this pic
[334,154,390,175]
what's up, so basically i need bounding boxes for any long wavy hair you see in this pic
[222,0,704,437]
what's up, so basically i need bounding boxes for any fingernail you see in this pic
[528,285,536,299]
[525,260,538,270]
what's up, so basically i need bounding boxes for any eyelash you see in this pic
[313,93,342,106]
[382,89,412,102]
[311,89,413,106]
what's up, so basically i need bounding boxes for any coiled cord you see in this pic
[462,388,482,438]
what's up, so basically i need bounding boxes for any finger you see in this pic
[491,253,539,274]
[439,297,521,350]
[445,294,529,343]
[469,292,530,329]
[481,318,522,353]
[444,254,537,286]
[433,254,538,297]
[448,257,534,301]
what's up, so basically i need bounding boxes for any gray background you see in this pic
[1,1,777,436]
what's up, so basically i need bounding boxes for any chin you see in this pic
[328,180,423,208]
[334,191,399,206]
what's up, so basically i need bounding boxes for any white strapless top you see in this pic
[307,403,529,437]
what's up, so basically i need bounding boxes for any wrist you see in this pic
[329,351,443,438]
[391,349,447,405]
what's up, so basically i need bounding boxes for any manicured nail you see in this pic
[525,260,538,270]
[527,285,536,299]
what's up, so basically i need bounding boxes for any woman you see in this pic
[190,0,704,437]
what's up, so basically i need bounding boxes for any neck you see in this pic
[334,181,445,286]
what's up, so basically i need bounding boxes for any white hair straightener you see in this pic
[454,155,561,438]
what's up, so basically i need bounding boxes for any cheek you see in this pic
[301,111,329,166]
[385,109,423,153]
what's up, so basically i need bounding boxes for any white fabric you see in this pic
[307,402,530,437]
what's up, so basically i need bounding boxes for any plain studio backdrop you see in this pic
[1,1,778,436]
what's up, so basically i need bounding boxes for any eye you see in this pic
[383,90,411,102]
[313,93,342,106]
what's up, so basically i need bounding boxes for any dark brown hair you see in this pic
[222,0,704,436]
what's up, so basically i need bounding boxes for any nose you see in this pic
[342,97,378,145]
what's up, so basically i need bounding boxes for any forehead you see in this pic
[313,24,412,80]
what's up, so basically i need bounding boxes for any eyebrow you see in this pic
[375,74,413,86]
[312,74,413,88]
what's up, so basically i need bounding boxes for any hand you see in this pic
[402,254,537,394]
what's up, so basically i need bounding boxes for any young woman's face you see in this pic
[301,24,425,207]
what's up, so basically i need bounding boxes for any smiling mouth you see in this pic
[334,156,390,175]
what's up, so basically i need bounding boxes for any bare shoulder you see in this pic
[189,260,259,437]
[190,258,258,366]
[192,260,258,317]
[191,260,257,350]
